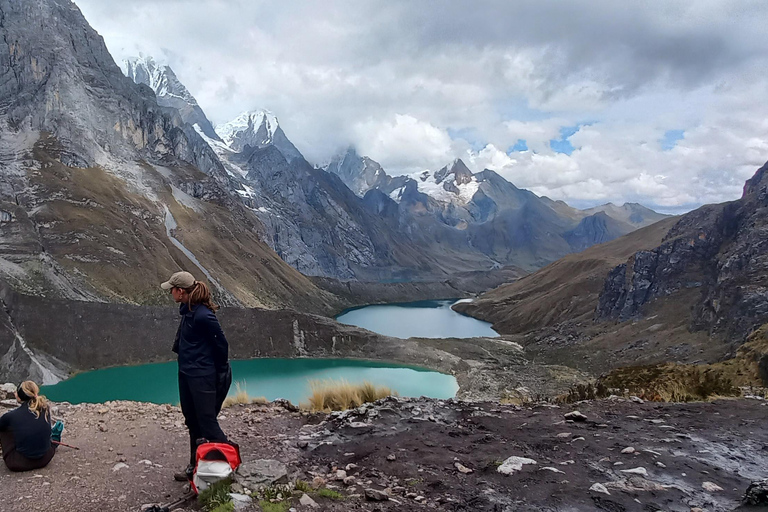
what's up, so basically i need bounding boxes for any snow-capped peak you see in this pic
[215,110,279,149]
[122,54,197,106]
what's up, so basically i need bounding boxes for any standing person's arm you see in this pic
[201,309,229,370]
[172,321,181,354]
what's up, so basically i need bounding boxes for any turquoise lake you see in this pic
[335,299,498,339]
[41,358,459,405]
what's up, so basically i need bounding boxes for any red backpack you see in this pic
[191,442,242,494]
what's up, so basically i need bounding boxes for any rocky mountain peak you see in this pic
[434,158,473,186]
[122,55,197,106]
[122,54,220,141]
[325,146,389,197]
[215,110,303,162]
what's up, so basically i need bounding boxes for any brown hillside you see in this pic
[455,216,679,334]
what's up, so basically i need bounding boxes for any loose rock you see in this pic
[564,411,587,422]
[497,456,537,475]
[365,488,389,501]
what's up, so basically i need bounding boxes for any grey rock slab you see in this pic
[365,488,389,501]
[235,459,289,488]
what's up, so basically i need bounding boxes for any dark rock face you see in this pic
[597,161,768,342]
[0,0,224,177]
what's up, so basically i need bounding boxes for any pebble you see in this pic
[334,470,347,481]
[386,454,396,461]
[702,481,724,492]
[111,463,129,472]
[620,467,648,477]
[621,447,635,454]
[299,493,319,508]
[497,456,537,475]
[556,432,573,438]
[590,483,611,495]
[365,488,389,501]
[564,411,587,422]
[454,462,473,474]
[540,467,565,474]
[656,462,666,468]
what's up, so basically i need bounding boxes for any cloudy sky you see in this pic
[74,0,768,213]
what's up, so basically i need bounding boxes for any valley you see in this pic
[2,1,768,511]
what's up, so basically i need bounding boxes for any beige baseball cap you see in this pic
[160,271,196,290]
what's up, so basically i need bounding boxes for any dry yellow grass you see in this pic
[222,381,268,409]
[302,379,398,412]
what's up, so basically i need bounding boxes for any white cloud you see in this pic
[354,115,455,173]
[72,0,768,212]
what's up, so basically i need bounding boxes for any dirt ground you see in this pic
[2,397,768,512]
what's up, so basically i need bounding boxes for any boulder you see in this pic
[743,479,768,506]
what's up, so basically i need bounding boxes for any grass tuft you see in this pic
[558,363,741,403]
[302,379,398,412]
[222,381,268,409]
[318,488,345,500]
[258,501,290,512]
[294,479,311,493]
[198,477,233,511]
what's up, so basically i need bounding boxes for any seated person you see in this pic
[0,380,56,472]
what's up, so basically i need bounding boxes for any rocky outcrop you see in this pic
[596,161,768,343]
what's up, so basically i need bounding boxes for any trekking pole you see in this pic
[52,440,79,450]
[141,490,196,512]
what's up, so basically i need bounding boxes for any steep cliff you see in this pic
[596,161,768,343]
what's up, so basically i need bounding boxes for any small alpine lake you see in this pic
[41,358,459,405]
[335,299,498,339]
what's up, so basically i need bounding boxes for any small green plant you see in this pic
[258,501,290,512]
[294,479,311,492]
[318,488,345,500]
[198,478,233,511]
[257,483,292,502]
[210,503,234,512]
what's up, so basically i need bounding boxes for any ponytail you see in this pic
[18,380,49,421]
[184,281,219,313]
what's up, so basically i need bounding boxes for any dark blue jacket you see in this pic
[173,303,229,376]
[0,402,52,459]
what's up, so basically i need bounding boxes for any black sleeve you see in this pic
[0,411,9,432]
[172,321,181,354]
[202,309,229,370]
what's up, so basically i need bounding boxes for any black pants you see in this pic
[0,431,56,472]
[178,370,231,465]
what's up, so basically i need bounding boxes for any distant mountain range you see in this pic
[0,0,670,329]
[122,54,669,279]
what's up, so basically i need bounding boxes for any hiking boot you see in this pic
[173,464,194,482]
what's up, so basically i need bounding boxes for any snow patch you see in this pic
[163,206,224,293]
[171,185,203,212]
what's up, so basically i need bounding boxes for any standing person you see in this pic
[161,271,232,481]
[0,381,56,472]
